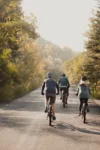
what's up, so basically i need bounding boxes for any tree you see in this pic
[0,0,38,101]
[84,0,100,97]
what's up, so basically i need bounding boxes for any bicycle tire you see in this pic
[66,93,68,104]
[83,112,86,123]
[62,92,66,107]
[49,105,52,126]
[63,97,65,107]
[82,103,86,123]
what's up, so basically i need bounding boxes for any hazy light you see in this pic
[22,0,96,51]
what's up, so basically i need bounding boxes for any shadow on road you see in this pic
[0,113,32,129]
[0,112,100,137]
[86,119,100,127]
[49,121,100,136]
[0,101,44,112]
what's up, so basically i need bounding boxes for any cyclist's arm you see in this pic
[56,82,59,93]
[67,78,70,87]
[58,78,61,86]
[88,85,91,95]
[76,85,79,95]
[68,80,70,88]
[41,81,45,93]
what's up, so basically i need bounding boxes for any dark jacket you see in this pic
[41,78,59,94]
[58,76,70,88]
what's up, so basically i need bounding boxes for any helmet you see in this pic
[62,73,65,76]
[47,72,52,77]
[82,76,87,81]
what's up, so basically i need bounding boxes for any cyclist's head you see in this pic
[47,72,52,78]
[62,73,66,77]
[82,76,87,81]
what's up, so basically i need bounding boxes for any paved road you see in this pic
[0,87,100,150]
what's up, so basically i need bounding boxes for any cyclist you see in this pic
[76,77,91,116]
[41,72,59,120]
[58,73,70,104]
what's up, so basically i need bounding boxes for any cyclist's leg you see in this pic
[84,98,88,106]
[52,104,55,116]
[84,98,89,112]
[64,88,68,104]
[44,95,49,112]
[51,96,56,120]
[67,87,69,96]
[79,98,83,115]
[60,88,62,99]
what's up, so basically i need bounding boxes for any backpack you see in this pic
[60,77,68,86]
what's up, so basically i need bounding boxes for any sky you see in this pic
[22,0,96,52]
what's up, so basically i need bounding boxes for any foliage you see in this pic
[0,0,43,101]
[84,0,100,98]
[36,37,79,80]
[64,1,100,99]
[64,52,86,84]
[16,39,45,91]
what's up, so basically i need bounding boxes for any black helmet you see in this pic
[47,72,52,77]
[82,76,87,81]
[62,73,65,76]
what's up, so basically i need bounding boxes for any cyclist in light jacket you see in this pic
[76,77,90,116]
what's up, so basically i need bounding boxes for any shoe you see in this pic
[52,116,56,120]
[78,112,81,116]
[87,108,89,112]
[44,107,48,113]
[65,100,67,104]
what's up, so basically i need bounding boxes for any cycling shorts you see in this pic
[46,93,56,104]
[60,87,68,93]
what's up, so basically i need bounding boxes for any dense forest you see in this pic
[0,0,45,101]
[64,0,100,98]
[0,0,99,102]
[0,0,78,102]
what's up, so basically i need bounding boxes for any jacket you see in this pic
[77,83,90,99]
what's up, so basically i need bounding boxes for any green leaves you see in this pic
[0,0,39,101]
[84,1,100,89]
[64,1,100,98]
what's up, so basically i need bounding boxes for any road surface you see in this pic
[0,86,100,150]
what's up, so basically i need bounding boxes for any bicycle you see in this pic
[46,93,58,126]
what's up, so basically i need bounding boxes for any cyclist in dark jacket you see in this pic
[58,73,70,103]
[41,72,59,120]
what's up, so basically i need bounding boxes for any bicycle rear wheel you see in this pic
[63,97,65,107]
[83,112,86,123]
[49,105,52,126]
[62,92,65,107]
[82,103,86,123]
